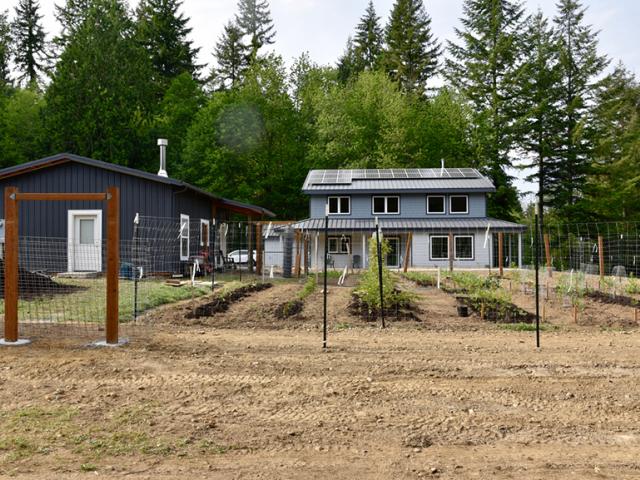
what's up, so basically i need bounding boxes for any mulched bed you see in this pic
[587,290,639,308]
[348,293,422,322]
[443,286,536,324]
[186,283,272,318]
[0,259,83,299]
[274,299,304,319]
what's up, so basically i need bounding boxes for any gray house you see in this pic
[268,168,526,271]
[0,152,274,273]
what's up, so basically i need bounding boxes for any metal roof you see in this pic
[0,153,275,218]
[302,168,495,193]
[284,217,526,232]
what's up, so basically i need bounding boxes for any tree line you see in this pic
[0,0,638,224]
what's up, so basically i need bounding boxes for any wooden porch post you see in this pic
[498,232,504,277]
[105,186,120,345]
[255,222,263,274]
[403,232,412,272]
[3,187,19,343]
[303,233,309,275]
[518,232,523,269]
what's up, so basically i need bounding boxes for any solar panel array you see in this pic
[307,168,481,185]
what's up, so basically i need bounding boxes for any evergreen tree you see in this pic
[0,88,46,167]
[514,10,563,230]
[549,0,609,221]
[54,0,91,47]
[0,10,12,89]
[11,0,48,87]
[445,0,526,220]
[45,0,154,168]
[384,0,441,93]
[235,0,275,63]
[336,36,360,84]
[136,0,200,96]
[212,21,247,90]
[584,65,640,221]
[354,1,383,71]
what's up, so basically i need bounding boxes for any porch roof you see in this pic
[287,217,527,232]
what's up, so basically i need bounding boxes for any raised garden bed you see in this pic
[186,283,272,318]
[348,291,421,321]
[587,290,639,308]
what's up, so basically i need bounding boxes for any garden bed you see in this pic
[186,283,272,318]
[586,289,639,308]
[348,291,421,321]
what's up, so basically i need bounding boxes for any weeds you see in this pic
[403,272,436,287]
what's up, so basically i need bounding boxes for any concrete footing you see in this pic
[90,338,129,348]
[0,338,31,346]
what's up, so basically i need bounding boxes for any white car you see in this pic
[227,249,257,264]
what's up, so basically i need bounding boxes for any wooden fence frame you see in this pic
[3,186,120,344]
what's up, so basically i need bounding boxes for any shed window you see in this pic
[427,195,445,214]
[180,214,190,261]
[328,235,351,254]
[372,196,400,214]
[328,196,350,215]
[200,219,210,247]
[430,235,449,260]
[450,195,468,214]
[454,235,474,260]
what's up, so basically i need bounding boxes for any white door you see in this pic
[68,210,102,272]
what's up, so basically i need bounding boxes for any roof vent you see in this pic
[440,159,445,176]
[157,138,168,178]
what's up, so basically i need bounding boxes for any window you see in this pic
[200,219,210,247]
[180,214,189,260]
[427,195,445,214]
[450,195,468,214]
[454,235,474,260]
[328,235,351,254]
[430,235,449,260]
[372,196,400,214]
[328,196,350,215]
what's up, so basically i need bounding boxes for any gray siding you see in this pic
[309,193,486,219]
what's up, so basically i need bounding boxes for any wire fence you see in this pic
[2,219,639,342]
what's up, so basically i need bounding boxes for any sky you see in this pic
[5,0,640,200]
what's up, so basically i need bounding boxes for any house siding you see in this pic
[309,193,486,219]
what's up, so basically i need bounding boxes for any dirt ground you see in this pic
[1,280,640,479]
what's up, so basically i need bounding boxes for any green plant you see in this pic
[499,322,552,332]
[625,276,640,295]
[403,271,436,286]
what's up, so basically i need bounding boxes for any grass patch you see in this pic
[499,322,554,332]
[403,272,436,287]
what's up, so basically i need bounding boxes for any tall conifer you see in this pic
[212,21,247,90]
[235,0,275,63]
[354,1,383,71]
[11,0,48,87]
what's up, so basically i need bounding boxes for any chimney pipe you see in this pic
[157,138,168,177]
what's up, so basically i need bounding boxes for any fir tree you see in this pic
[549,0,609,221]
[54,0,91,48]
[0,10,12,88]
[136,0,200,95]
[11,0,48,87]
[354,1,383,71]
[445,0,526,220]
[514,10,563,230]
[235,0,275,63]
[336,36,360,84]
[212,21,247,90]
[384,0,441,93]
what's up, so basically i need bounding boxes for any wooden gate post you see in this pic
[255,223,263,274]
[106,186,120,345]
[3,187,19,343]
[498,232,504,277]
[294,229,302,277]
[598,235,605,281]
[544,234,552,277]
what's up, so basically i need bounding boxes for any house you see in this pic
[0,151,274,273]
[267,168,526,271]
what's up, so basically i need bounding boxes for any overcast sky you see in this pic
[6,0,639,200]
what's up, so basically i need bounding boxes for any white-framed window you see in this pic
[200,219,210,247]
[328,235,351,254]
[327,196,350,215]
[426,195,446,214]
[180,214,190,260]
[454,235,474,260]
[430,235,449,260]
[450,195,469,214]
[372,196,400,215]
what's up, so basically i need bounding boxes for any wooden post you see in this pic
[544,234,552,277]
[498,232,504,277]
[598,235,605,281]
[448,232,454,273]
[3,187,19,342]
[106,186,120,345]
[255,223,263,274]
[247,217,254,273]
[294,229,301,277]
[402,232,412,273]
[303,234,309,275]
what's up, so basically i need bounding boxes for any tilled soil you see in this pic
[1,281,640,479]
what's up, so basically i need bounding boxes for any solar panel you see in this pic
[309,167,482,184]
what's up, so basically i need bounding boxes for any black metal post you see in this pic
[211,218,216,292]
[323,211,329,349]
[375,218,385,329]
[535,205,540,348]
